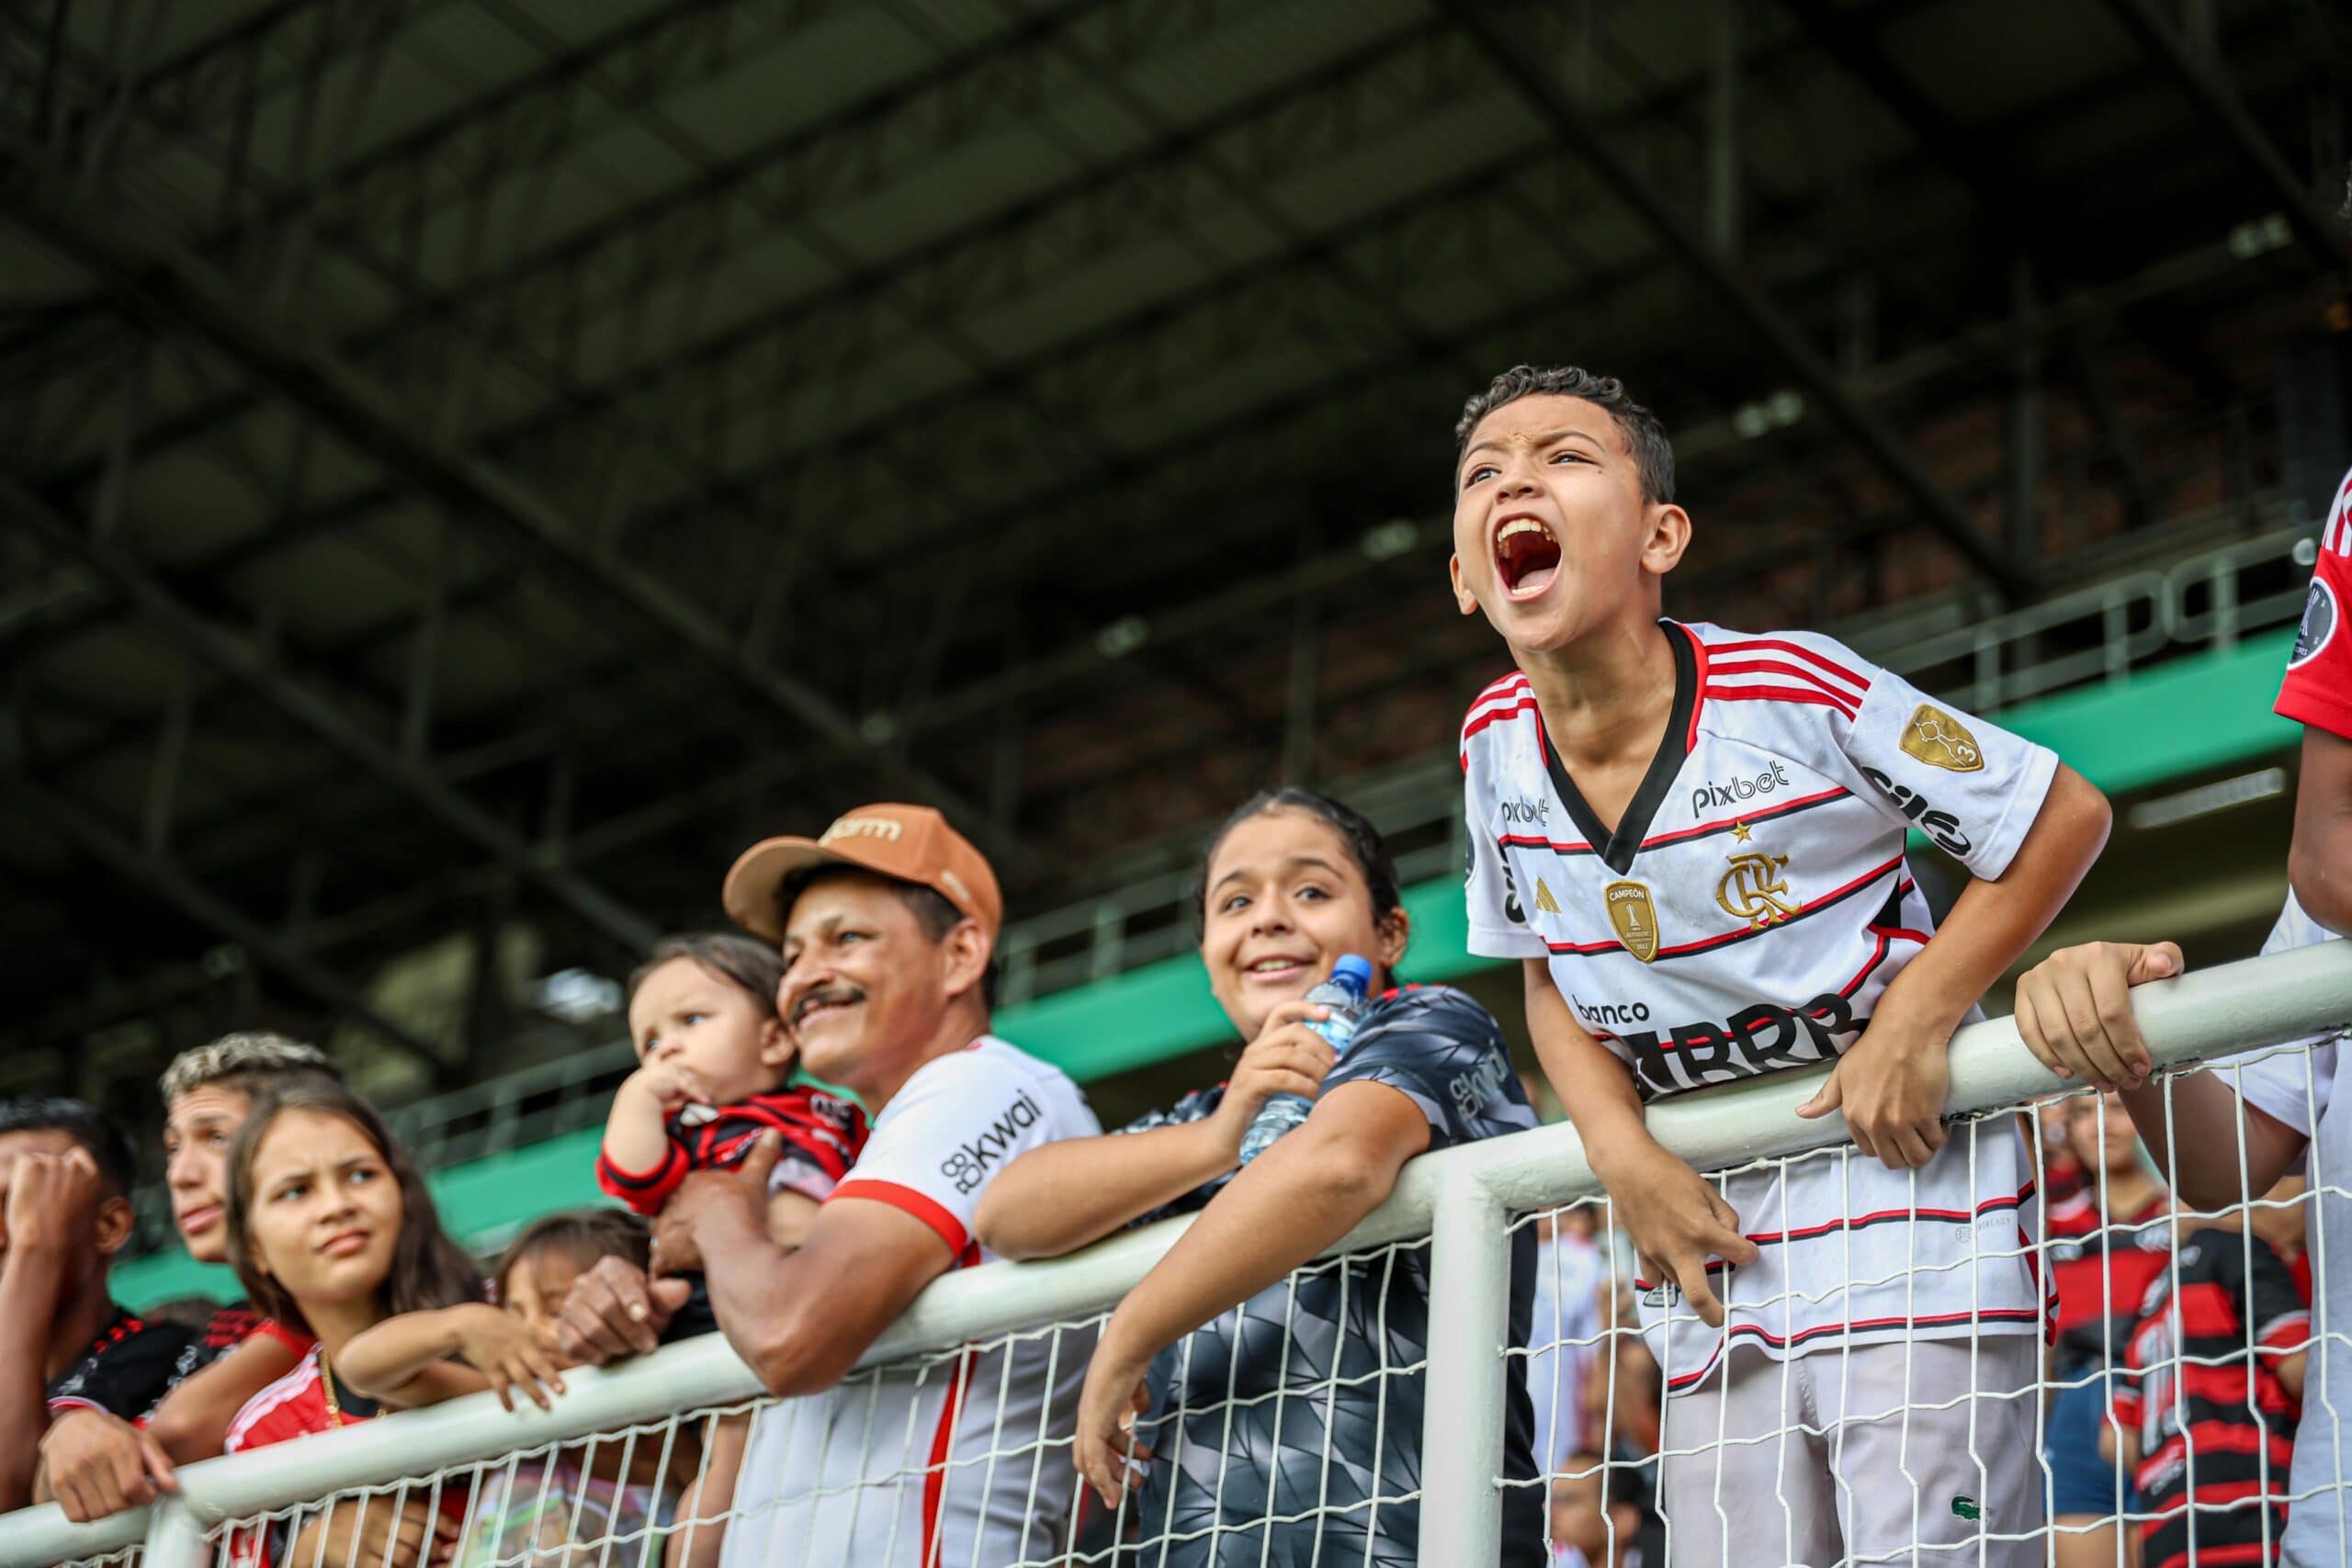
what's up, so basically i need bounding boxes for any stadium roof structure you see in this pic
[1,0,2347,1118]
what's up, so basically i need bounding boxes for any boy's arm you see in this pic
[1070,1080,1430,1507]
[1525,960,1756,1328]
[1801,762,2111,1168]
[0,1149,100,1511]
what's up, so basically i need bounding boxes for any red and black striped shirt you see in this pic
[595,1085,868,1214]
[2113,1227,2311,1568]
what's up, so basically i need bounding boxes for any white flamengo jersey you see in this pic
[720,1035,1101,1568]
[1463,618,2058,1389]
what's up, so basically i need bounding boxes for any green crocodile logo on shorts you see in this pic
[1950,1495,1982,1521]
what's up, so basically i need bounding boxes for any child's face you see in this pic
[243,1110,404,1316]
[1449,392,1686,656]
[1199,808,1406,1041]
[164,1084,252,1266]
[2064,1089,2140,1174]
[628,956,794,1105]
[503,1244,592,1336]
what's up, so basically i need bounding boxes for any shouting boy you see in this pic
[1452,365,2111,1564]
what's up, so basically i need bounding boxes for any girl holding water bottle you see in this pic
[975,789,1546,1566]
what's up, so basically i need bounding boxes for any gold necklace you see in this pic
[319,1351,344,1427]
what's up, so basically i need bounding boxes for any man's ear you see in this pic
[940,919,991,1003]
[1640,503,1692,576]
[93,1194,136,1259]
[1449,552,1480,616]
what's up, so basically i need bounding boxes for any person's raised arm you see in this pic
[975,999,1339,1261]
[1527,960,1754,1330]
[338,1304,563,1413]
[0,1150,100,1512]
[1070,1079,1430,1506]
[2290,726,2352,937]
[2017,941,2310,1209]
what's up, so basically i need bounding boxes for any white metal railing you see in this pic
[15,941,2350,1567]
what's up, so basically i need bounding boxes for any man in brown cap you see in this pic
[553,804,1100,1565]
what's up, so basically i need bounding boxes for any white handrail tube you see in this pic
[2,943,2345,1568]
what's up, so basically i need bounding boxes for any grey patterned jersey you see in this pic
[1102,984,1544,1566]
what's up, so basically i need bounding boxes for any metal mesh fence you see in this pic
[1503,1038,2346,1567]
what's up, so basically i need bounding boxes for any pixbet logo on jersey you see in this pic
[939,1089,1044,1194]
[1498,797,1549,828]
[1690,760,1792,815]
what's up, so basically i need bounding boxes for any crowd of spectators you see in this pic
[0,810,2331,1568]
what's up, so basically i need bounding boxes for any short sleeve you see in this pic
[2278,470,2352,739]
[827,1056,1068,1258]
[2231,893,2341,1137]
[1463,759,1546,961]
[595,1135,688,1215]
[1321,988,1536,1154]
[48,1320,201,1421]
[1826,640,2059,882]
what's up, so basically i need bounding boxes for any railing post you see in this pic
[142,1497,209,1568]
[1418,1164,1509,1563]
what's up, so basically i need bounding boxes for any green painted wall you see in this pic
[112,631,2301,1310]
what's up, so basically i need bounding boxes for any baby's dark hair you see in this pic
[1193,789,1403,930]
[627,933,786,1021]
[495,1208,652,1301]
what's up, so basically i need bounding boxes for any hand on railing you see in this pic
[1589,1138,1757,1329]
[36,1408,176,1522]
[551,1257,690,1364]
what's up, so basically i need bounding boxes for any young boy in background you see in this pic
[1452,365,2112,1564]
[2106,1182,2311,1568]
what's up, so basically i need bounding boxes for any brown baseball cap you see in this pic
[722,804,1003,945]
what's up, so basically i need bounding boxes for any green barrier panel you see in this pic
[113,632,2302,1310]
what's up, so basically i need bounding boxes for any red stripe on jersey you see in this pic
[1544,852,1904,960]
[921,1347,978,1568]
[1868,925,1931,945]
[1704,659,1865,707]
[1640,785,1853,851]
[1833,932,1894,1000]
[1702,682,1859,719]
[1461,698,1540,746]
[1498,833,1596,853]
[1474,670,1530,704]
[1682,624,1710,751]
[831,1179,968,1256]
[1743,1179,2035,1247]
[1706,637,1871,695]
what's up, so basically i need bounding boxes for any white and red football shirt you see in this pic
[2278,462,2352,740]
[1463,619,2057,1388]
[720,1035,1099,1568]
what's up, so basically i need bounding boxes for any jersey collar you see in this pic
[1539,619,1698,876]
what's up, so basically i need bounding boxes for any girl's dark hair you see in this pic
[225,1079,483,1337]
[495,1208,651,1301]
[1193,789,1404,929]
[627,933,786,1021]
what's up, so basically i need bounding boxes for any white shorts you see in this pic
[1656,1336,2042,1567]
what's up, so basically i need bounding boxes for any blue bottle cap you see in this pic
[1330,953,1374,990]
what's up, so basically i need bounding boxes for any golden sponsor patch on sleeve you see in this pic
[1899,703,1984,773]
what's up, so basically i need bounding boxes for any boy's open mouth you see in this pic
[1494,516,1562,599]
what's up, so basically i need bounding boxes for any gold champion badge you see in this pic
[1900,703,1984,773]
[1604,880,1659,963]
[1716,851,1797,929]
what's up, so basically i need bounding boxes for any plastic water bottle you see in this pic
[1237,953,1375,1165]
